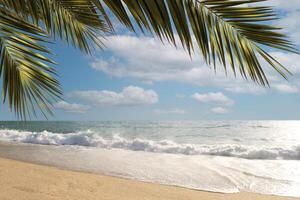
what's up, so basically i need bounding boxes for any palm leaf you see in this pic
[45,0,110,53]
[0,9,62,119]
[0,0,112,119]
[2,0,111,53]
[98,0,297,85]
[0,0,298,119]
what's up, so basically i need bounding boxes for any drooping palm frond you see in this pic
[2,0,111,53]
[0,0,112,119]
[99,0,297,85]
[44,0,111,53]
[0,0,297,119]
[0,9,61,119]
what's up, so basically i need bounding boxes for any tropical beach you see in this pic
[1,0,300,199]
[0,121,300,200]
[0,157,297,200]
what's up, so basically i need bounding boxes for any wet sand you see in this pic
[0,157,298,200]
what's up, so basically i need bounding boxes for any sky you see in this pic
[1,0,300,121]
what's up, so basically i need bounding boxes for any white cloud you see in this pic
[247,0,300,44]
[54,101,90,113]
[211,107,230,114]
[276,11,300,44]
[265,0,297,11]
[154,108,186,115]
[91,35,300,95]
[71,86,158,106]
[191,92,234,106]
[273,84,299,93]
[91,35,258,91]
[265,0,300,45]
[269,52,300,74]
[225,85,266,95]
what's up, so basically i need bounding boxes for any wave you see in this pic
[0,129,299,160]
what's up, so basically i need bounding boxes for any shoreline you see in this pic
[0,156,299,200]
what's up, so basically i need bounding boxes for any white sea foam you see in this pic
[1,141,300,197]
[0,129,300,160]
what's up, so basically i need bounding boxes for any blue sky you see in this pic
[1,0,300,121]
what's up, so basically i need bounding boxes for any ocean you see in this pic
[0,121,299,197]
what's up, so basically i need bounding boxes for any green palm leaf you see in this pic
[0,9,61,119]
[99,0,297,85]
[2,0,111,53]
[0,0,298,119]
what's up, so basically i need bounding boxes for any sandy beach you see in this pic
[0,157,298,200]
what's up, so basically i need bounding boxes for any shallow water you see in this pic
[0,121,299,197]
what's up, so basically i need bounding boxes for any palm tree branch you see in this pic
[1,0,111,53]
[0,0,298,120]
[98,0,297,85]
[195,0,294,84]
[0,10,62,119]
[44,0,110,53]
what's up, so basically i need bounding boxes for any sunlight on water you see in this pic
[0,120,300,197]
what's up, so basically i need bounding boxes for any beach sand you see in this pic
[0,157,298,200]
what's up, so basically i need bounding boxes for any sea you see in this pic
[0,120,299,197]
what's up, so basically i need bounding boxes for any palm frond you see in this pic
[45,0,110,53]
[2,0,111,53]
[0,0,113,119]
[98,0,297,85]
[0,0,298,120]
[0,9,62,119]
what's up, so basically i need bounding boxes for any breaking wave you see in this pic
[0,129,300,160]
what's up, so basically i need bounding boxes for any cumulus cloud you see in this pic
[273,84,298,94]
[211,107,230,114]
[71,86,158,106]
[225,85,266,95]
[248,0,300,44]
[90,36,207,84]
[154,108,186,115]
[91,35,300,95]
[268,0,300,44]
[191,92,234,106]
[91,36,259,90]
[54,101,90,113]
[269,52,300,74]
